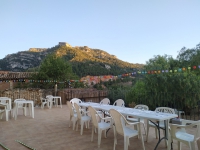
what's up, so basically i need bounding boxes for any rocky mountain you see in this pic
[0,42,144,77]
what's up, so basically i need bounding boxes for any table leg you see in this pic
[166,120,171,150]
[55,98,58,107]
[5,110,8,121]
[15,104,18,120]
[150,120,169,150]
[59,98,62,108]
[29,103,31,116]
[31,102,34,118]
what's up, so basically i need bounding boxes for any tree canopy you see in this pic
[29,54,79,88]
[35,54,78,81]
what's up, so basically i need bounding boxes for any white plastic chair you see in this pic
[127,104,149,135]
[100,98,110,105]
[88,106,112,148]
[146,107,175,143]
[74,103,91,135]
[0,97,12,121]
[98,98,110,116]
[0,97,9,109]
[70,98,82,106]
[46,95,55,109]
[67,101,77,130]
[170,119,200,150]
[109,109,145,150]
[113,99,125,107]
[40,97,48,109]
[174,109,185,119]
[13,99,27,117]
[70,98,87,114]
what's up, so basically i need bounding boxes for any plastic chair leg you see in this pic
[98,129,102,148]
[134,124,139,139]
[0,112,3,119]
[5,110,9,121]
[189,142,195,150]
[72,121,76,130]
[178,141,181,150]
[104,129,107,138]
[23,107,27,116]
[140,130,145,150]
[124,136,128,150]
[76,120,79,131]
[146,125,149,142]
[91,126,94,141]
[163,130,167,147]
[113,136,117,150]
[142,123,146,135]
[71,117,76,130]
[88,121,90,129]
[80,121,84,135]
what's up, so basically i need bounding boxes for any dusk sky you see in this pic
[0,0,200,64]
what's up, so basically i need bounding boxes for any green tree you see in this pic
[144,54,173,70]
[31,54,78,88]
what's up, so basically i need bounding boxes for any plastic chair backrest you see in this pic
[46,95,53,100]
[0,97,9,102]
[70,98,82,105]
[155,107,175,114]
[100,98,110,105]
[134,104,149,110]
[109,109,126,136]
[74,103,82,120]
[88,106,99,127]
[40,97,47,101]
[113,99,125,107]
[67,101,76,116]
[0,97,9,108]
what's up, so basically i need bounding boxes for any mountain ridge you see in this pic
[0,43,144,77]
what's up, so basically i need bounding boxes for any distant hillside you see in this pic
[0,43,144,77]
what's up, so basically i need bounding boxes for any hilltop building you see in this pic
[58,42,71,47]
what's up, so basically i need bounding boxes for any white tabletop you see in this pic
[52,96,61,98]
[79,102,178,122]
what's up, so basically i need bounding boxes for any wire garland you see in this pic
[15,140,36,150]
[0,142,10,150]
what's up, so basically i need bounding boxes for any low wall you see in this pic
[0,88,108,106]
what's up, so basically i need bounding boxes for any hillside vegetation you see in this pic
[0,44,144,77]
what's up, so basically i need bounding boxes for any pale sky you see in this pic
[0,0,200,64]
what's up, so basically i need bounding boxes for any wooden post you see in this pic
[9,80,13,90]
[54,83,57,96]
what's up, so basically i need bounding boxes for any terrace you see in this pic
[0,104,197,150]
